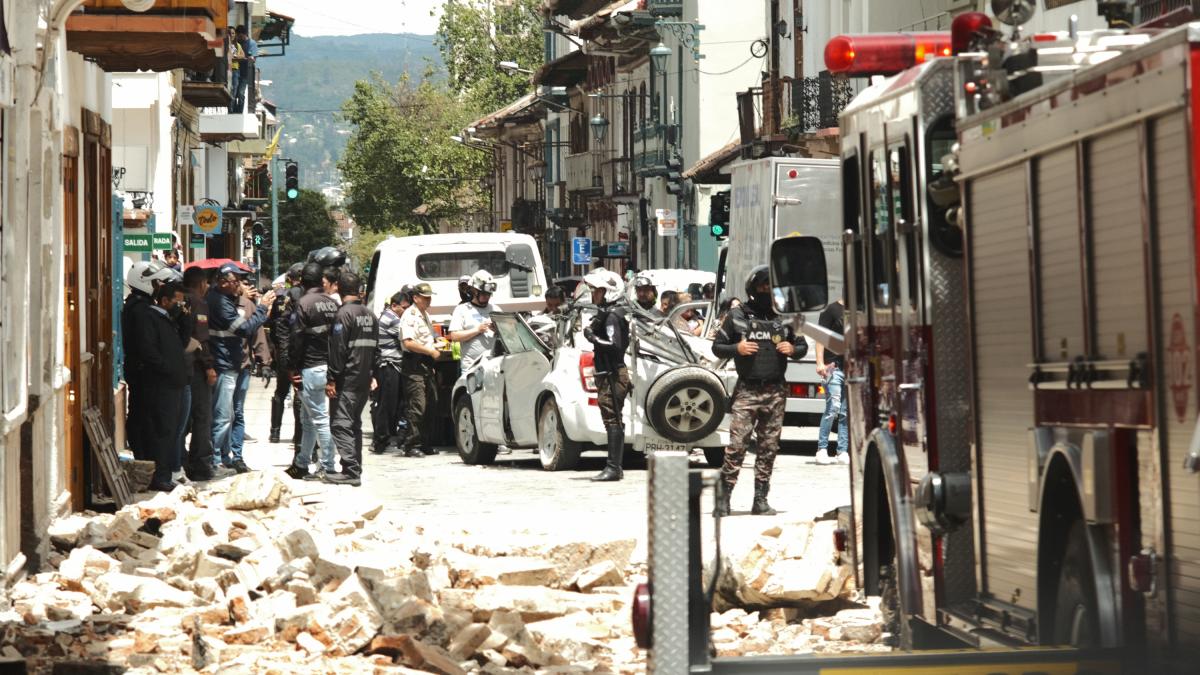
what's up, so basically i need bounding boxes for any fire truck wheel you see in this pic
[455,397,498,465]
[537,398,582,471]
[1051,521,1101,647]
[703,447,726,468]
[645,367,727,444]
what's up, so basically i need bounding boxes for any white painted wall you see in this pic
[112,72,176,233]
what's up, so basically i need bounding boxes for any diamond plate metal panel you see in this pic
[647,451,691,674]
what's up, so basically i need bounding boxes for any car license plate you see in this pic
[644,438,689,454]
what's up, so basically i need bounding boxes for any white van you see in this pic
[365,232,549,322]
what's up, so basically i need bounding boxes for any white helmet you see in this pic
[469,269,497,294]
[583,268,624,305]
[126,260,178,296]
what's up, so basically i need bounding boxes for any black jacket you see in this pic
[288,288,339,371]
[186,288,215,372]
[131,306,189,389]
[269,286,302,371]
[328,299,378,392]
[121,290,153,381]
[585,305,629,375]
[713,303,806,384]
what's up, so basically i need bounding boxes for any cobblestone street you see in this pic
[240,381,853,537]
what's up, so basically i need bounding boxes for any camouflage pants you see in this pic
[721,381,787,489]
[596,367,631,430]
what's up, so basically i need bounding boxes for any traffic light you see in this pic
[709,191,730,239]
[251,222,269,249]
[285,161,299,200]
[665,155,684,196]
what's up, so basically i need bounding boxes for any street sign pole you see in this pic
[271,155,280,279]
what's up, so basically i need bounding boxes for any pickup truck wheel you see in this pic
[538,399,582,471]
[1052,521,1100,647]
[646,367,726,444]
[455,397,498,465]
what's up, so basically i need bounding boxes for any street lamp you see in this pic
[650,42,672,72]
[498,60,534,75]
[590,113,609,144]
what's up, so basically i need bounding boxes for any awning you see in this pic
[684,139,742,183]
[568,0,641,35]
[542,0,615,19]
[533,49,589,88]
[469,92,542,132]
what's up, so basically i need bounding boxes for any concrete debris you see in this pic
[711,518,854,611]
[2,479,887,674]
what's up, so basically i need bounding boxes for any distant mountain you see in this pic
[262,33,442,189]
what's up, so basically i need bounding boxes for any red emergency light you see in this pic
[824,32,952,76]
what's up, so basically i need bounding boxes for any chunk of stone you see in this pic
[233,544,285,591]
[527,612,609,665]
[447,623,491,660]
[386,635,468,675]
[286,579,318,606]
[223,622,271,645]
[569,560,623,593]
[224,472,290,510]
[280,528,319,562]
[463,586,615,622]
[48,514,94,549]
[487,610,550,668]
[193,554,235,579]
[296,630,327,655]
[58,546,118,584]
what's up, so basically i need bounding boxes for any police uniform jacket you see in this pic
[713,303,807,384]
[206,288,269,372]
[187,288,215,373]
[328,299,378,392]
[288,288,339,371]
[268,287,300,370]
[585,306,629,375]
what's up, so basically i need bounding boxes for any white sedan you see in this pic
[451,307,736,471]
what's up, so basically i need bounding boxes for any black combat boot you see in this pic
[751,480,777,515]
[715,485,732,517]
[269,398,284,443]
[591,427,625,482]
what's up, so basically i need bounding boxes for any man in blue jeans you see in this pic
[815,297,848,465]
[285,262,340,480]
[207,263,274,475]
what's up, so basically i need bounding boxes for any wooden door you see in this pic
[82,111,113,428]
[62,140,83,510]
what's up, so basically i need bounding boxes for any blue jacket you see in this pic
[206,288,269,372]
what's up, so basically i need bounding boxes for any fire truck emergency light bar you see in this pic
[825,12,994,76]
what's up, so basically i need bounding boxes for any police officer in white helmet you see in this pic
[449,270,501,370]
[122,260,183,464]
[582,269,630,482]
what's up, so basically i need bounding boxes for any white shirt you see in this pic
[450,301,500,368]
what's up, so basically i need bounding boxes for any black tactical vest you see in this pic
[745,317,788,382]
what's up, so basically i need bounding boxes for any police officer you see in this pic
[632,275,662,316]
[399,282,446,457]
[123,260,182,462]
[583,269,630,482]
[712,266,807,516]
[286,262,340,480]
[449,270,500,370]
[325,272,376,486]
[371,288,411,453]
[269,263,304,444]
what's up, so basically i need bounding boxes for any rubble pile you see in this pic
[0,472,888,674]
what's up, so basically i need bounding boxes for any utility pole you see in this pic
[271,155,280,278]
[765,0,781,136]
[794,0,803,87]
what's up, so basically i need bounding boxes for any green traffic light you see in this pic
[711,224,726,237]
[287,188,299,199]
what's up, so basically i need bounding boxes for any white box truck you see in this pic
[717,157,842,441]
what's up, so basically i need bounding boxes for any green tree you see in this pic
[266,188,338,273]
[339,76,489,234]
[436,0,544,111]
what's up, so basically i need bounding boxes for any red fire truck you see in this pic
[638,3,1199,673]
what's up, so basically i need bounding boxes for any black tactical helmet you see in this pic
[287,262,304,279]
[310,246,346,268]
[745,265,770,298]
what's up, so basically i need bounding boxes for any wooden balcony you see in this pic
[565,150,606,194]
[66,0,227,72]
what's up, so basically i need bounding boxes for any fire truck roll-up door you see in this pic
[1154,109,1200,651]
[967,165,1039,617]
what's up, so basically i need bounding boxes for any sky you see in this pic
[271,0,442,37]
